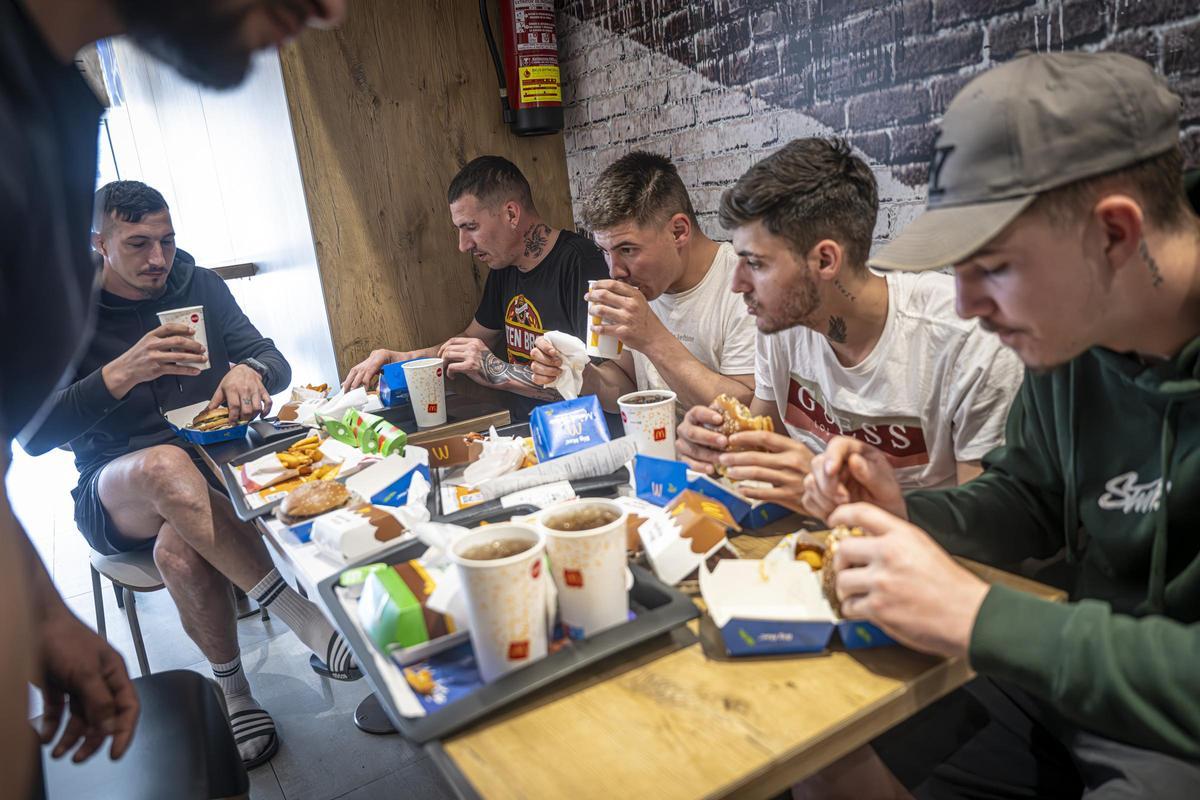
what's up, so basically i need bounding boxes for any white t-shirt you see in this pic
[633,242,757,406]
[755,271,1024,491]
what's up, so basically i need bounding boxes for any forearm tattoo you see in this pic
[483,352,559,399]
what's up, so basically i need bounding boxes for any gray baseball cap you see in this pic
[870,52,1182,272]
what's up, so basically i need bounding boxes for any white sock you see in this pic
[249,569,356,678]
[211,656,276,766]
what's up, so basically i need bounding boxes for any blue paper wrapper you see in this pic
[632,455,688,506]
[529,395,610,461]
[379,359,421,408]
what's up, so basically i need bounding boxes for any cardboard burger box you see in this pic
[630,490,740,586]
[631,455,792,529]
[700,558,894,655]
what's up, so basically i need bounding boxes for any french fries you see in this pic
[275,435,324,470]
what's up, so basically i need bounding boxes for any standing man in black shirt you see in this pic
[343,155,609,419]
[1,0,345,793]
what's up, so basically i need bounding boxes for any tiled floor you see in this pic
[11,445,456,800]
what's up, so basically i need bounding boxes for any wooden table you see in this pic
[427,519,1065,800]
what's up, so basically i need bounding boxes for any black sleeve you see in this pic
[206,274,291,394]
[474,269,505,330]
[18,368,123,456]
[560,235,609,341]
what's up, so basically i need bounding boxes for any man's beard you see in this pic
[752,273,821,335]
[113,1,282,89]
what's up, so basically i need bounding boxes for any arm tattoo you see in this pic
[524,223,550,258]
[827,315,848,343]
[1140,239,1164,288]
[483,352,559,399]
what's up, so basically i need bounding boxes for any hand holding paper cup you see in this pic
[586,280,624,359]
[539,498,629,638]
[156,305,210,370]
[618,390,677,460]
[449,523,548,683]
[402,357,447,427]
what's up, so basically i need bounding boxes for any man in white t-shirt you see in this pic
[677,137,1023,505]
[528,151,757,414]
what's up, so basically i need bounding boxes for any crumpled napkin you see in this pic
[543,330,590,400]
[462,427,526,488]
[297,386,370,428]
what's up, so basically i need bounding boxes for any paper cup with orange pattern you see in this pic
[538,498,629,639]
[585,280,624,359]
[618,389,678,460]
[449,523,548,683]
[402,357,447,427]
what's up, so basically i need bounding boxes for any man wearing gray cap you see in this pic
[801,52,1200,795]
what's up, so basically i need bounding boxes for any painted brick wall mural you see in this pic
[554,1,1200,247]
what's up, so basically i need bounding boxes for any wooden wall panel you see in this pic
[279,0,573,377]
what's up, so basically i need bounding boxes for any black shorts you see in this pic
[872,677,1200,799]
[71,444,224,556]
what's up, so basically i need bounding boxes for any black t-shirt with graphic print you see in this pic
[474,229,608,418]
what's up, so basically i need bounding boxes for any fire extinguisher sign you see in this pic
[514,0,561,104]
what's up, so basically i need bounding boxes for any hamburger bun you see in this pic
[190,406,234,432]
[821,525,866,616]
[276,480,351,525]
[710,394,774,477]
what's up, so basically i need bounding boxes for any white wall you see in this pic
[100,40,339,387]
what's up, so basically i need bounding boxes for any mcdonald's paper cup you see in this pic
[402,358,447,427]
[156,305,210,371]
[449,523,548,683]
[538,498,629,639]
[585,281,624,359]
[618,390,677,461]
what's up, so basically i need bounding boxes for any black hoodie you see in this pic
[20,250,290,478]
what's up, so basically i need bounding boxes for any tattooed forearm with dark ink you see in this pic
[1140,239,1164,288]
[827,316,848,343]
[483,352,559,399]
[524,223,551,259]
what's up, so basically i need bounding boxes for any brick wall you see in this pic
[554,1,1200,246]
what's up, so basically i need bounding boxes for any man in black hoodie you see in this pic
[22,181,357,768]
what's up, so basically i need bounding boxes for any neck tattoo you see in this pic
[1139,239,1164,288]
[827,315,848,343]
[524,223,550,258]
[834,279,857,302]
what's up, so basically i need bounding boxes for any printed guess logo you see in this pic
[508,640,530,661]
[653,427,666,441]
[564,569,583,587]
[427,403,438,413]
[190,313,200,323]
[530,558,541,579]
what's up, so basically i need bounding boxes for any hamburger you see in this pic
[819,525,866,616]
[710,394,774,477]
[190,406,233,432]
[275,480,353,526]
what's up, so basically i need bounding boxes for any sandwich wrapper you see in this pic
[632,455,690,506]
[541,331,589,400]
[635,490,740,586]
[477,438,636,502]
[529,395,610,461]
[687,471,793,530]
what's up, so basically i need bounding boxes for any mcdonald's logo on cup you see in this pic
[653,427,666,441]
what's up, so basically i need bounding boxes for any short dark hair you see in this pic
[1029,146,1193,231]
[93,180,169,235]
[583,151,697,231]
[719,137,878,269]
[447,156,535,210]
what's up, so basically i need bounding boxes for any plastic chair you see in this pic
[42,670,249,799]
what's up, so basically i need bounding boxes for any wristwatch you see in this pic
[239,357,270,382]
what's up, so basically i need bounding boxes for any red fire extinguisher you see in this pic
[479,0,564,136]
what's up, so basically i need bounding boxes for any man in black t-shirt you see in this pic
[1,0,346,791]
[343,155,609,419]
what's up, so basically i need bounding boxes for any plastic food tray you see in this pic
[317,504,700,743]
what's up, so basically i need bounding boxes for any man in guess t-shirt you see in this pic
[343,155,608,419]
[676,138,1024,505]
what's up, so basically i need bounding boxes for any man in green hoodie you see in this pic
[799,53,1200,796]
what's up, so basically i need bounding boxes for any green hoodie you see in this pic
[906,199,1200,760]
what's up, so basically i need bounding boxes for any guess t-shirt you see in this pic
[754,271,1024,490]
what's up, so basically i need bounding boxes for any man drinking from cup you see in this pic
[528,152,758,419]
[20,181,362,767]
[674,138,1024,506]
[342,156,609,420]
